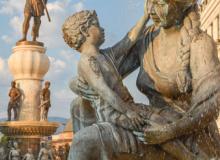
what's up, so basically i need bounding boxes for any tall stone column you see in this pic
[0,43,59,157]
[8,44,50,121]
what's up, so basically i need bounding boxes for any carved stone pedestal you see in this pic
[0,43,59,157]
[0,121,58,156]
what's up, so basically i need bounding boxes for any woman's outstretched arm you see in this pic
[104,0,151,60]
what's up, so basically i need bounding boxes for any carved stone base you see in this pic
[16,41,44,47]
[0,121,59,157]
[4,44,56,158]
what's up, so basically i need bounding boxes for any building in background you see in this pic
[200,0,220,56]
[200,0,220,130]
[52,119,73,148]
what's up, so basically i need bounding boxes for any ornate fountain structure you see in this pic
[0,0,59,157]
[0,42,59,156]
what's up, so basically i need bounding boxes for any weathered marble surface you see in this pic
[65,0,220,160]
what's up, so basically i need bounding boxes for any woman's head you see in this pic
[62,10,105,51]
[45,81,50,88]
[40,141,46,148]
[147,0,200,93]
[11,81,16,87]
[149,0,197,28]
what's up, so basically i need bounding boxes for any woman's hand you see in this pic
[126,103,150,131]
[126,109,144,131]
[133,122,174,144]
[144,0,153,18]
[69,77,99,101]
[129,103,151,119]
[144,124,174,144]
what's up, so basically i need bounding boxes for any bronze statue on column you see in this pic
[17,0,51,45]
[39,81,51,121]
[7,81,21,121]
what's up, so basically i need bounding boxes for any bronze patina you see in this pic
[17,0,50,46]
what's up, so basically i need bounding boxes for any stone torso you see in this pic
[42,89,50,101]
[142,27,182,99]
[23,153,34,160]
[0,147,6,160]
[135,26,191,111]
[24,0,45,17]
[79,53,133,122]
[39,148,49,160]
[9,88,20,103]
[10,149,20,160]
[134,26,219,113]
[41,88,51,107]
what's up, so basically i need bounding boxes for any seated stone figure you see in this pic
[62,8,206,160]
[63,9,152,131]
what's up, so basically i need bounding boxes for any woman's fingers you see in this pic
[77,80,89,91]
[77,83,89,91]
[77,81,98,99]
[133,131,144,137]
[132,119,139,130]
[133,131,148,144]
[134,118,142,130]
[81,93,98,101]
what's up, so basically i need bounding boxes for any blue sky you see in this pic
[0,0,149,118]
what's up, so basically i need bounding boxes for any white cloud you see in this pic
[73,2,85,12]
[59,50,74,60]
[0,58,4,71]
[59,49,79,65]
[0,110,7,119]
[1,35,13,44]
[54,88,76,101]
[0,57,12,86]
[0,57,12,116]
[48,56,67,74]
[9,16,23,34]
[1,0,85,49]
[0,0,25,15]
[47,1,65,12]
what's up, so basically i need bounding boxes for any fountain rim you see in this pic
[16,41,44,47]
[0,121,60,127]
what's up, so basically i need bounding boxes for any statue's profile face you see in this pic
[28,148,32,153]
[13,142,18,149]
[45,84,50,89]
[151,0,184,28]
[11,81,16,87]
[87,18,105,47]
[41,142,46,148]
